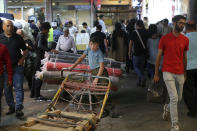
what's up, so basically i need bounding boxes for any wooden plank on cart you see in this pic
[19,110,97,131]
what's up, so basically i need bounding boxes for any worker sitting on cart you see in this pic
[69,36,109,85]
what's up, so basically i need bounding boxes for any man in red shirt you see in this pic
[0,43,12,122]
[154,15,189,131]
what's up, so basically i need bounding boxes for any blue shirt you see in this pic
[83,47,104,70]
[53,29,63,42]
[186,32,197,70]
[147,38,160,64]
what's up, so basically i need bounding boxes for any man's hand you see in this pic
[68,66,73,71]
[153,74,160,83]
[7,81,12,87]
[51,49,59,54]
[93,78,99,85]
[18,59,24,66]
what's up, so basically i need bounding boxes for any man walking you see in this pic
[68,21,78,38]
[128,20,149,87]
[183,21,197,118]
[0,20,28,119]
[90,25,108,56]
[31,22,56,100]
[154,15,189,131]
[98,15,106,33]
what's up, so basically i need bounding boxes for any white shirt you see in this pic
[56,35,77,53]
[86,27,91,35]
[90,27,96,35]
[99,19,106,33]
[69,26,78,38]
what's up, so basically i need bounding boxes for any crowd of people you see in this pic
[0,14,196,131]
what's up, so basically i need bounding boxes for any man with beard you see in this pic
[153,15,189,131]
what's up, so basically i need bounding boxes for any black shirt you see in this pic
[130,29,149,56]
[35,33,50,59]
[0,33,26,66]
[90,31,106,54]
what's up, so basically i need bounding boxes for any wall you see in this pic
[53,9,91,31]
[8,8,21,20]
[8,8,34,21]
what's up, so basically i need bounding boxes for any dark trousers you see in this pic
[0,75,4,118]
[183,69,197,114]
[25,75,32,90]
[31,56,43,98]
[91,68,112,110]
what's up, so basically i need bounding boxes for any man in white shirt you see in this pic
[82,22,91,36]
[68,21,78,38]
[56,27,77,53]
[91,21,99,35]
[98,15,106,33]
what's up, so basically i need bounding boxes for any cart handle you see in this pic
[61,68,89,78]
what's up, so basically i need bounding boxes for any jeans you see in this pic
[4,66,24,111]
[163,72,184,124]
[0,75,4,118]
[133,55,146,81]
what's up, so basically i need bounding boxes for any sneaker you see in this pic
[34,95,47,101]
[16,110,25,120]
[162,104,170,121]
[6,108,15,115]
[171,123,180,131]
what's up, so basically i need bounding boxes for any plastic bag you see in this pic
[147,72,167,103]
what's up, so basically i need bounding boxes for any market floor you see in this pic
[0,72,196,131]
[96,73,197,131]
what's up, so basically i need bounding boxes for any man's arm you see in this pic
[70,54,86,70]
[97,62,104,76]
[104,39,108,56]
[93,62,104,85]
[128,40,133,59]
[18,49,28,66]
[153,49,163,82]
[183,51,187,80]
